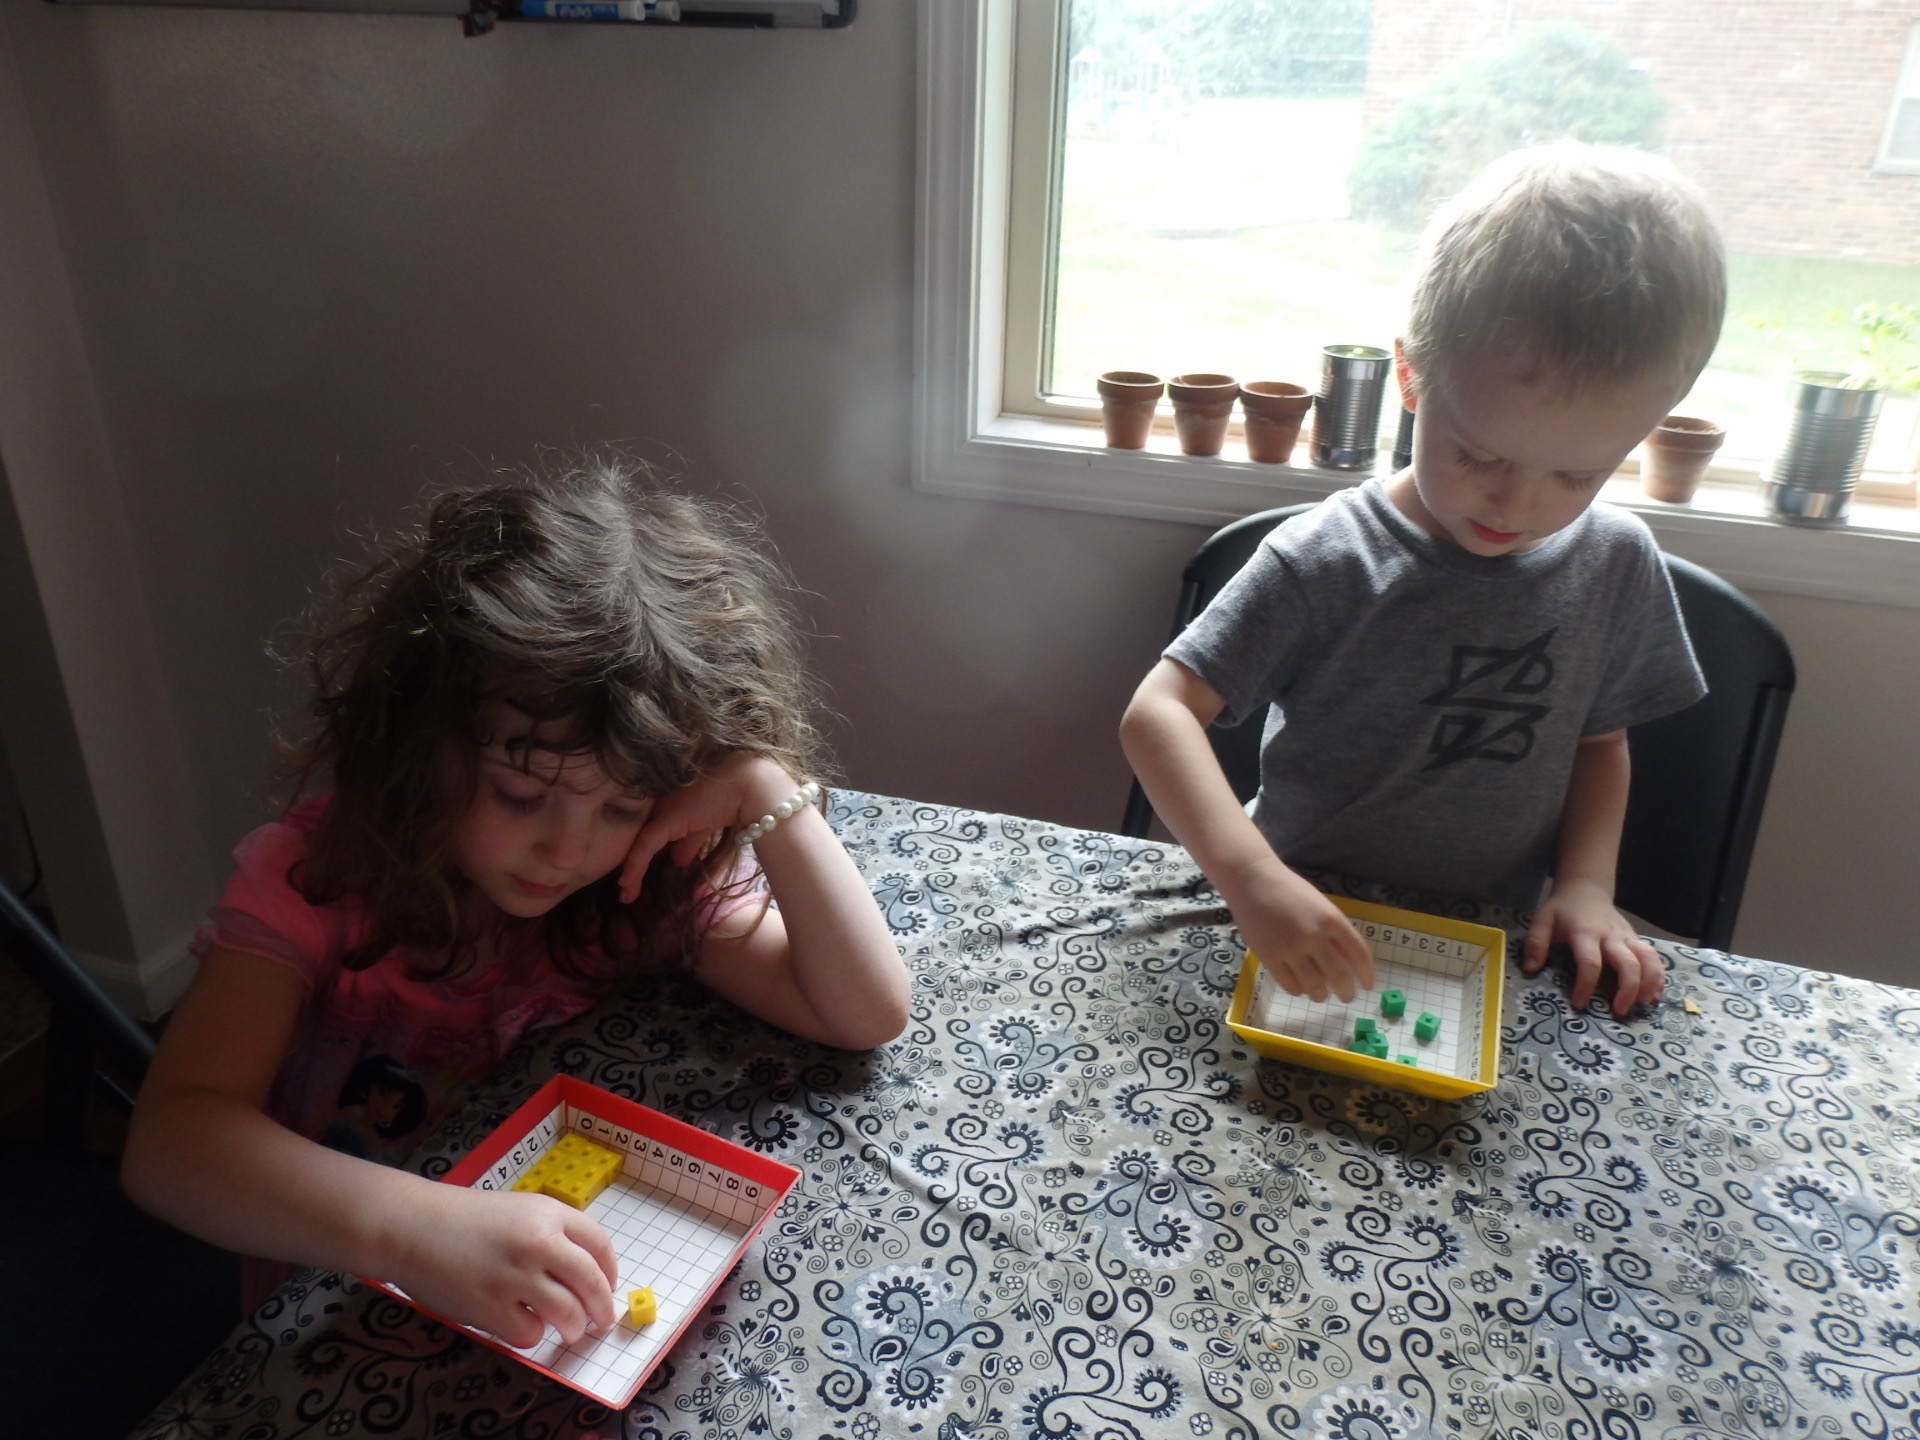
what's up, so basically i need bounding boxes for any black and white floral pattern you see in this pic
[136,793,1920,1440]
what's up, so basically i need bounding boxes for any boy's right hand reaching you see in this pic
[383,1185,620,1349]
[1121,657,1375,1005]
[1224,854,1378,1003]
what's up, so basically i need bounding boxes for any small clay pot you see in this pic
[1641,414,1726,503]
[1167,373,1239,457]
[1096,371,1164,449]
[1239,381,1314,464]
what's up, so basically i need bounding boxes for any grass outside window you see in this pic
[1035,96,1920,497]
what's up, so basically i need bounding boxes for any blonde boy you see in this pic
[1120,143,1724,1018]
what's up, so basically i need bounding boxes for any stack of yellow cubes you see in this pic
[511,1132,624,1210]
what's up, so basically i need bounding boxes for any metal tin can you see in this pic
[1312,344,1393,470]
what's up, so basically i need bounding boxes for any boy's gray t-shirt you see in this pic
[1166,481,1705,910]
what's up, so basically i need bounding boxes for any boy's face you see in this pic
[1390,347,1679,557]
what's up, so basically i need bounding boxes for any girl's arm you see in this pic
[1522,729,1666,1015]
[1120,657,1375,1002]
[623,754,911,1049]
[123,946,619,1345]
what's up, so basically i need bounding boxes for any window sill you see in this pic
[914,408,1920,610]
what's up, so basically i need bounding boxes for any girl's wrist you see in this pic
[347,1163,438,1281]
[725,754,798,818]
[739,778,822,845]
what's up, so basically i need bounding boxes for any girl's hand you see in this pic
[1523,877,1665,1016]
[386,1184,619,1349]
[617,754,797,903]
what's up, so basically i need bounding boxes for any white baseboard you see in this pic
[76,930,199,1024]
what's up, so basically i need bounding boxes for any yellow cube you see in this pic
[627,1286,658,1326]
[511,1133,624,1210]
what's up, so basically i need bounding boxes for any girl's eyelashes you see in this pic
[489,783,648,826]
[1458,450,1503,472]
[491,786,544,815]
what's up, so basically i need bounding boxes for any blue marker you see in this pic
[520,0,677,19]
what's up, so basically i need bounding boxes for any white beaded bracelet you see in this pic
[738,780,822,845]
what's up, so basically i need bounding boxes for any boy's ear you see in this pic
[1393,339,1419,412]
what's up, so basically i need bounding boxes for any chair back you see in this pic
[0,879,154,1141]
[0,879,240,1433]
[1614,556,1795,950]
[1120,505,1796,953]
[1120,504,1318,837]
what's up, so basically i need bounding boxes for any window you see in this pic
[1881,23,1920,173]
[915,0,1920,609]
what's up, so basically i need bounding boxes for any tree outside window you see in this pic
[1044,0,1920,484]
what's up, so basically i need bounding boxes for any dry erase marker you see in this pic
[519,0,678,19]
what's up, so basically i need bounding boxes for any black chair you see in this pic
[0,879,240,1439]
[1119,504,1320,842]
[1119,503,1796,953]
[0,878,155,1145]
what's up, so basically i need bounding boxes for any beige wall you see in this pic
[0,0,1913,1002]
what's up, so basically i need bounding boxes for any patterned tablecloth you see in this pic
[136,792,1920,1440]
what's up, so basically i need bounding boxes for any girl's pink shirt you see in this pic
[190,797,758,1312]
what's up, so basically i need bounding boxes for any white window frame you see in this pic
[1878,22,1920,174]
[913,0,1920,611]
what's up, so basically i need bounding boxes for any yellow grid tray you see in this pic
[1225,894,1506,1100]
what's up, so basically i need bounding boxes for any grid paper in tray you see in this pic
[1226,895,1506,1100]
[367,1075,799,1408]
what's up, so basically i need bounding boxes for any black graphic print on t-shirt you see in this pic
[1419,628,1556,769]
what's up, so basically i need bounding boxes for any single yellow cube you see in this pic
[627,1286,658,1326]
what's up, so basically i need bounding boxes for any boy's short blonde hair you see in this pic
[1402,142,1726,403]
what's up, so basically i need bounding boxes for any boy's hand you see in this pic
[1233,865,1377,1003]
[1523,877,1665,1016]
[386,1185,619,1349]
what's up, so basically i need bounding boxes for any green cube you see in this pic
[1397,1054,1417,1066]
[1354,1017,1379,1040]
[1380,989,1406,1019]
[1414,1011,1440,1043]
[1346,1038,1373,1054]
[1366,1035,1390,1059]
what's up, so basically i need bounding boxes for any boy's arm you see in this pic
[1120,657,1374,1002]
[1523,729,1666,1015]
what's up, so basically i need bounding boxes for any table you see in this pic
[134,792,1920,1440]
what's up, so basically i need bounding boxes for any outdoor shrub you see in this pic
[1347,23,1668,228]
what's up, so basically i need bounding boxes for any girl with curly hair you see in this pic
[124,458,910,1343]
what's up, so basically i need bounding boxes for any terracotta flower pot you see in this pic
[1096,371,1164,449]
[1640,414,1726,503]
[1167,373,1239,457]
[1239,381,1314,464]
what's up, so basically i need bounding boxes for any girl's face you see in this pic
[450,706,655,921]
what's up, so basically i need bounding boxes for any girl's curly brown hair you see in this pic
[285,457,829,989]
